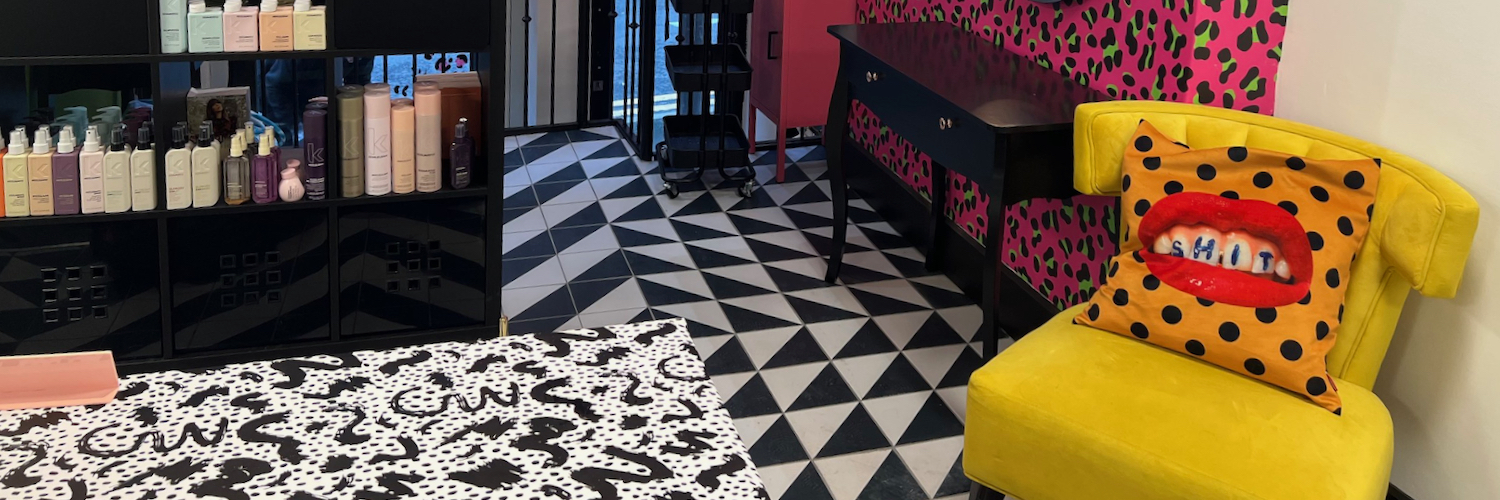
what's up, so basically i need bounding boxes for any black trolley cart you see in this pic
[658,0,756,198]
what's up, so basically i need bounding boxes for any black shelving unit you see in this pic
[658,0,756,199]
[0,0,507,373]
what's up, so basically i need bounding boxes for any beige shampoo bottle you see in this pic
[28,127,54,216]
[293,0,326,50]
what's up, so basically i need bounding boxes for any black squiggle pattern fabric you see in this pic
[0,320,765,499]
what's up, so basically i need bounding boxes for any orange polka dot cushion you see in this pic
[1074,121,1381,414]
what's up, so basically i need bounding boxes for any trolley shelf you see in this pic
[661,115,752,171]
[664,45,753,93]
[668,0,754,15]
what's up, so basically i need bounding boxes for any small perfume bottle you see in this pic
[103,124,133,213]
[449,118,473,189]
[252,130,279,203]
[131,123,157,211]
[78,125,106,214]
[51,127,81,215]
[223,133,251,205]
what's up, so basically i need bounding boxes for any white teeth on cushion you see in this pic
[1251,242,1279,274]
[1154,234,1174,255]
[1186,226,1223,265]
[1168,227,1192,259]
[1275,260,1291,280]
[1222,232,1254,271]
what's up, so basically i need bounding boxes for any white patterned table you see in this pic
[0,319,766,500]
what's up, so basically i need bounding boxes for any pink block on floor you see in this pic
[0,351,118,411]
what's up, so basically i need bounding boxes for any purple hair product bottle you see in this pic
[52,127,82,215]
[302,107,328,200]
[449,118,473,189]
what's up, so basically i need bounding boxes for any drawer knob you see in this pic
[938,118,955,130]
[865,71,882,83]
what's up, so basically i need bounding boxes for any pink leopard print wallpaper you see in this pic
[847,0,1289,308]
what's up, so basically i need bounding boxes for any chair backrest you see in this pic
[1072,101,1480,390]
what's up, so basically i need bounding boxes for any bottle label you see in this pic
[306,177,326,200]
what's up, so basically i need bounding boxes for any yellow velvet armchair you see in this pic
[963,102,1480,500]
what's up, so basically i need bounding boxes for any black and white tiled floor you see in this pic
[503,127,1004,500]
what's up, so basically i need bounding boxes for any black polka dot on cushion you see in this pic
[1308,232,1324,251]
[1278,201,1299,216]
[1253,172,1274,188]
[1109,261,1120,278]
[1132,251,1146,263]
[1367,204,1375,220]
[1310,186,1330,202]
[1339,305,1345,322]
[1286,156,1307,171]
[1113,289,1130,306]
[1299,292,1313,305]
[1198,164,1217,180]
[1219,322,1240,342]
[1281,340,1304,361]
[1087,303,1100,321]
[1326,269,1341,288]
[1135,136,1154,152]
[1142,275,1160,290]
[1344,171,1366,189]
[1130,322,1150,339]
[1162,306,1183,324]
[1164,181,1184,194]
[1196,298,1215,307]
[1316,321,1330,340]
[1306,376,1328,396]
[1220,190,1239,199]
[1185,340,1206,356]
[1143,157,1162,170]
[1256,308,1277,323]
[1134,199,1151,216]
[1245,358,1267,376]
[1334,408,1342,416]
[1228,147,1249,162]
[1122,175,1132,191]
[1338,216,1355,236]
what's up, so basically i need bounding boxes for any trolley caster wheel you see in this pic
[738,182,754,198]
[666,184,681,199]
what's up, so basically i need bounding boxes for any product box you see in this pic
[415,73,484,159]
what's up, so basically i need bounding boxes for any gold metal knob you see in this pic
[865,72,881,83]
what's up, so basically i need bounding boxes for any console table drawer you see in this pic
[847,54,996,181]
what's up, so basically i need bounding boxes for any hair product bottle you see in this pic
[259,0,293,51]
[222,0,260,52]
[223,133,251,205]
[4,128,29,217]
[292,0,326,51]
[131,123,157,211]
[252,130,279,203]
[191,122,221,207]
[165,123,193,210]
[337,86,364,197]
[363,83,392,196]
[27,127,53,216]
[78,126,106,214]
[279,160,305,201]
[51,127,81,215]
[391,98,416,194]
[187,2,225,53]
[103,124,133,213]
[160,0,188,54]
[302,107,327,200]
[414,83,442,192]
[449,118,473,189]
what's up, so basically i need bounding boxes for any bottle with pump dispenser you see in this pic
[187,2,225,54]
[450,118,473,189]
[4,128,28,217]
[161,0,188,54]
[52,127,81,215]
[165,123,193,210]
[131,123,158,211]
[303,106,328,200]
[253,130,279,203]
[29,127,55,216]
[391,98,416,194]
[363,83,393,196]
[222,0,260,52]
[293,0,327,51]
[223,133,251,205]
[337,86,364,197]
[104,124,132,213]
[191,122,221,207]
[259,0,294,51]
[78,126,106,214]
[414,83,442,192]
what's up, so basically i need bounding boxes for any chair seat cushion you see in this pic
[965,306,1393,500]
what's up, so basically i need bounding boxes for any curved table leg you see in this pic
[823,59,853,284]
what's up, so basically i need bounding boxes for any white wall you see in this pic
[1277,1,1500,498]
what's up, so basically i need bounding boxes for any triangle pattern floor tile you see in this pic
[687,244,758,269]
[695,335,736,364]
[586,158,643,178]
[854,451,928,500]
[871,311,933,351]
[785,402,858,459]
[703,270,778,300]
[894,436,968,499]
[909,279,976,309]
[672,219,739,242]
[938,307,986,343]
[814,449,888,500]
[761,362,828,412]
[638,278,714,307]
[897,392,966,445]
[804,318,864,359]
[903,345,968,389]
[611,196,670,223]
[583,140,632,159]
[834,319,900,359]
[904,313,969,350]
[612,224,676,248]
[865,354,933,399]
[782,462,837,500]
[785,182,833,205]
[934,452,970,497]
[765,261,836,293]
[937,346,987,388]
[787,363,859,412]
[567,129,614,142]
[816,403,890,458]
[860,391,929,445]
[936,386,968,425]
[704,336,757,376]
[501,230,555,261]
[652,301,735,337]
[623,244,696,275]
[746,416,808,467]
[832,352,897,399]
[737,326,802,370]
[721,295,802,332]
[669,192,724,217]
[785,288,869,322]
[550,224,619,255]
[722,373,781,419]
[762,327,832,369]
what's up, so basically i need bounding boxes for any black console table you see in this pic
[822,22,1103,357]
